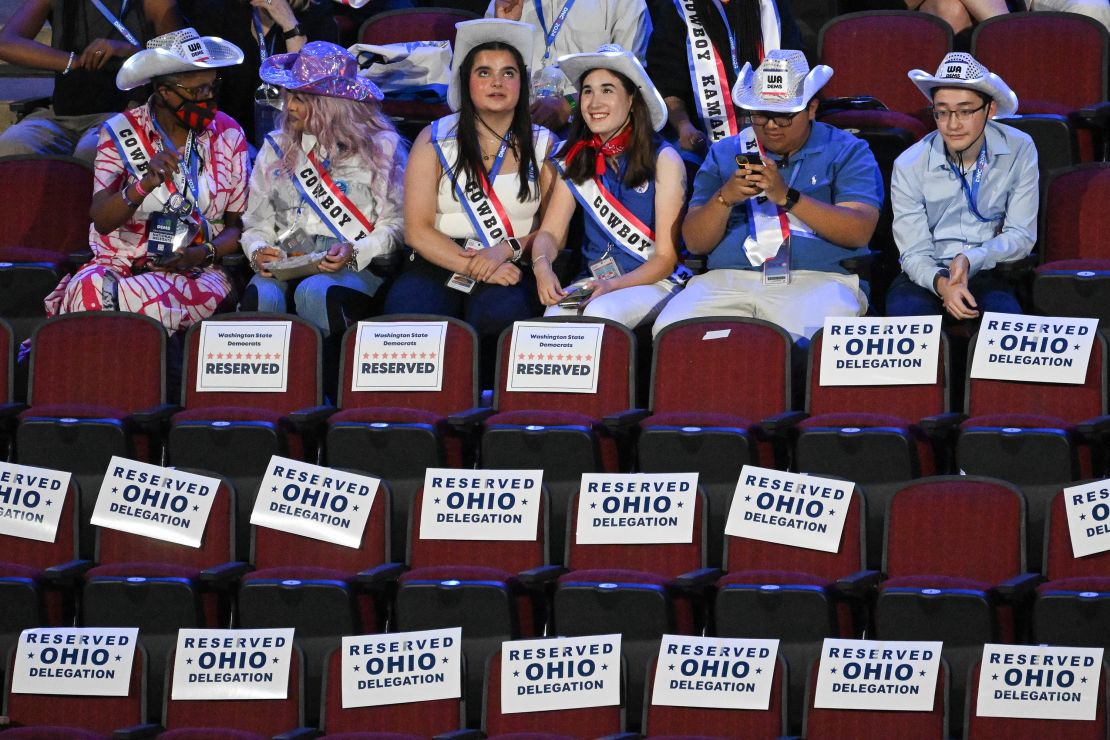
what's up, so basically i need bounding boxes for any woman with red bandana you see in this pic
[532,45,686,327]
[45,28,249,334]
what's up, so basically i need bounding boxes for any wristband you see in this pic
[202,241,218,267]
[120,186,142,209]
[344,246,360,271]
[133,179,150,198]
[62,52,76,75]
[283,25,305,39]
[532,253,550,267]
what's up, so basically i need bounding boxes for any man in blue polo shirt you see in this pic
[652,49,883,341]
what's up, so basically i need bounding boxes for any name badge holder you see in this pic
[446,238,485,294]
[762,236,791,285]
[145,131,201,259]
[589,245,622,281]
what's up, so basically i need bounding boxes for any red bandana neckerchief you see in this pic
[563,121,634,177]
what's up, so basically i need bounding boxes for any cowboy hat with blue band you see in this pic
[908,52,1018,119]
[447,19,535,111]
[731,49,833,114]
[558,44,668,132]
[261,41,383,102]
[117,28,244,91]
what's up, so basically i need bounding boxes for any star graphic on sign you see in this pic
[668,664,675,671]
[547,353,555,360]
[434,498,441,505]
[992,674,999,681]
[556,354,564,361]
[116,654,123,662]
[264,353,272,360]
[988,339,995,346]
[755,668,762,674]
[521,499,528,506]
[273,353,282,360]
[420,352,427,359]
[186,658,193,665]
[744,495,751,502]
[235,353,243,360]
[514,670,520,677]
[193,505,199,511]
[1076,344,1082,350]
[528,353,535,360]
[272,486,278,493]
[112,487,118,494]
[363,353,370,360]
[44,499,52,506]
[829,667,837,674]
[576,354,583,361]
[518,353,526,360]
[1081,514,1087,520]
[26,652,33,659]
[601,664,608,671]
[430,352,437,359]
[676,501,684,508]
[833,344,840,351]
[353,665,359,671]
[590,502,597,509]
[1082,677,1089,683]
[353,505,360,512]
[216,352,224,359]
[829,509,836,516]
[919,670,926,676]
[585,354,593,361]
[207,353,214,359]
[372,352,380,359]
[442,657,449,664]
[272,657,279,664]
[392,352,399,359]
[921,344,928,350]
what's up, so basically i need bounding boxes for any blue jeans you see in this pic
[885,270,1022,318]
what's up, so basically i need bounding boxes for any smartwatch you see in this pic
[782,187,801,212]
[506,237,524,263]
[283,25,305,40]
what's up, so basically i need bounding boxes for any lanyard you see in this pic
[486,136,511,181]
[709,0,740,77]
[88,0,139,46]
[532,0,577,62]
[150,115,200,204]
[251,9,276,61]
[948,139,993,223]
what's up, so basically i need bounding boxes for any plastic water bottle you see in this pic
[531,65,564,103]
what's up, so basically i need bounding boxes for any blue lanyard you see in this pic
[87,0,139,46]
[709,0,741,77]
[533,0,577,62]
[149,115,200,203]
[487,136,511,181]
[948,139,993,224]
[251,10,275,62]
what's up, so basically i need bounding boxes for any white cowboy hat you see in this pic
[731,49,832,114]
[558,44,668,132]
[447,19,534,112]
[908,52,1018,119]
[117,28,244,91]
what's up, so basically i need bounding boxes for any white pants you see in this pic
[545,278,680,328]
[652,269,868,341]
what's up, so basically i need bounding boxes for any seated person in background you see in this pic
[488,0,651,131]
[653,49,883,342]
[44,29,249,333]
[888,53,1037,321]
[532,45,685,328]
[0,0,183,161]
[906,0,1007,44]
[647,0,801,164]
[240,41,406,394]
[1026,0,1109,31]
[383,19,557,384]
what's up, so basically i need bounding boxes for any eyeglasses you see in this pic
[746,110,802,127]
[930,103,988,122]
[166,78,223,100]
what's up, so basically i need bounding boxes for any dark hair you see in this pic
[450,41,538,203]
[562,68,657,190]
[930,87,992,107]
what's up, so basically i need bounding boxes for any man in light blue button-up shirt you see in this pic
[888,52,1038,321]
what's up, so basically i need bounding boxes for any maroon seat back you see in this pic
[0,156,94,254]
[966,660,1107,739]
[1044,489,1110,581]
[1040,164,1110,263]
[358,7,476,45]
[0,480,79,569]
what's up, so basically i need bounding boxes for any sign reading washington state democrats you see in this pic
[1063,478,1110,558]
[725,466,852,553]
[576,473,698,544]
[976,644,1104,721]
[419,468,542,540]
[814,638,942,711]
[171,628,295,700]
[196,320,292,392]
[501,634,621,713]
[12,627,139,696]
[970,313,1098,385]
[90,457,220,548]
[651,635,780,710]
[251,456,380,548]
[351,321,448,393]
[819,316,941,386]
[341,628,461,708]
[506,321,604,394]
[0,461,71,543]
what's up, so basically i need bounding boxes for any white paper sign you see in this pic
[341,628,462,708]
[419,468,542,541]
[171,628,295,700]
[506,322,604,394]
[725,466,852,553]
[251,456,380,549]
[0,461,71,543]
[351,321,449,393]
[90,457,220,548]
[976,644,1104,721]
[501,634,621,714]
[814,638,942,711]
[575,473,698,545]
[1063,479,1110,558]
[820,316,941,386]
[651,635,779,710]
[196,320,292,392]
[970,313,1098,385]
[12,627,139,696]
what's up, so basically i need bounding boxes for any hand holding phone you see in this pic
[557,285,595,309]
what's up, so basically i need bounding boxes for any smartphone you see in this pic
[557,285,595,308]
[735,153,762,168]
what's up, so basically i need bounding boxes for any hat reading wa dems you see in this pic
[730,48,833,114]
[908,51,1019,119]
[116,28,244,91]
[259,41,383,102]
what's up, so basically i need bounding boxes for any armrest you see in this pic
[1075,415,1110,442]
[446,406,496,432]
[40,558,95,587]
[0,401,27,422]
[597,734,641,740]
[112,723,164,739]
[673,567,723,593]
[838,249,880,274]
[681,251,707,274]
[354,561,406,590]
[760,410,808,438]
[834,569,882,598]
[433,730,485,740]
[68,249,94,268]
[992,572,1043,602]
[918,412,966,438]
[1076,101,1110,128]
[286,404,337,433]
[272,728,322,740]
[517,564,566,588]
[130,403,181,432]
[197,561,251,588]
[221,252,247,271]
[993,254,1037,276]
[368,250,404,279]
[601,408,650,435]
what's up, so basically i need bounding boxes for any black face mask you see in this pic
[160,91,217,131]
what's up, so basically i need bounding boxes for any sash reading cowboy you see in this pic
[1063,478,1110,557]
[0,461,71,543]
[815,639,942,711]
[970,312,1098,385]
[976,644,1104,721]
[820,316,941,386]
[501,634,621,713]
[351,320,448,392]
[196,320,292,393]
[506,321,604,394]
[252,455,380,549]
[171,628,295,700]
[652,635,780,710]
[13,627,139,697]
[420,468,542,541]
[576,472,698,545]
[725,465,852,553]
[341,628,462,708]
[91,457,220,548]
